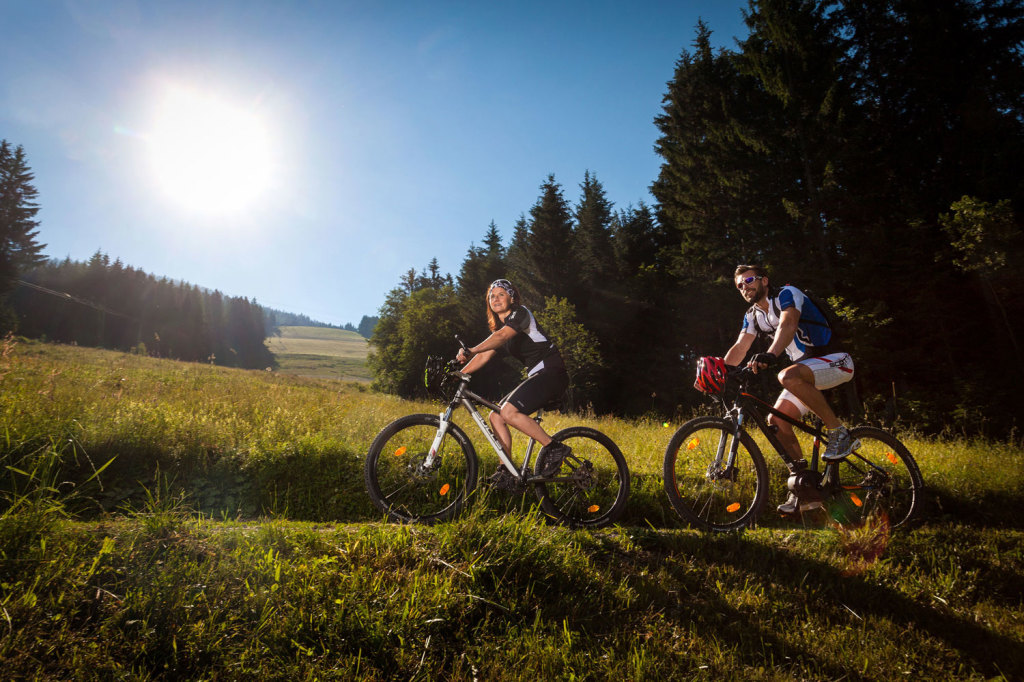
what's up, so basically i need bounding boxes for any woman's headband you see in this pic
[488,279,515,297]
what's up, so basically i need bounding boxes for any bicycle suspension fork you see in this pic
[714,407,745,477]
[423,402,457,468]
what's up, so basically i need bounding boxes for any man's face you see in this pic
[735,270,767,304]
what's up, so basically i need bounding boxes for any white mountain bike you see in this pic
[364,343,630,528]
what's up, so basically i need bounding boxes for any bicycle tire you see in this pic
[663,416,769,532]
[533,426,630,529]
[822,426,923,529]
[364,414,478,524]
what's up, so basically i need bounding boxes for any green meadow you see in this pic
[2,338,1022,679]
[265,325,371,382]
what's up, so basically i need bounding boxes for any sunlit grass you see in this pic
[1,340,1023,678]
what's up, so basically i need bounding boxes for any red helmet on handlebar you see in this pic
[694,356,729,395]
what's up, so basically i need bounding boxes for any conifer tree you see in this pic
[505,215,532,285]
[0,141,46,330]
[737,0,851,287]
[523,175,577,302]
[573,171,616,292]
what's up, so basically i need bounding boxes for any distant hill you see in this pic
[265,326,371,382]
[264,307,379,339]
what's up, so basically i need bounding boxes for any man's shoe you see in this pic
[778,492,824,515]
[778,492,800,514]
[537,442,571,477]
[822,426,854,462]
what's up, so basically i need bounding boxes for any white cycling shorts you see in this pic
[777,352,855,416]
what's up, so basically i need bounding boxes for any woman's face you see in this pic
[488,286,512,314]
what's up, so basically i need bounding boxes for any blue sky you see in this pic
[1,0,750,327]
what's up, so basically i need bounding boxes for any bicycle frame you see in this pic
[425,374,544,480]
[704,368,842,489]
[724,388,828,468]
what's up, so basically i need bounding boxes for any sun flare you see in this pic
[148,85,274,213]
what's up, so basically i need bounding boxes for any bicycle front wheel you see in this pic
[533,427,630,529]
[364,414,478,524]
[823,426,923,529]
[663,417,768,532]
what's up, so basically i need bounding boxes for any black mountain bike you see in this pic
[364,347,630,528]
[663,366,923,532]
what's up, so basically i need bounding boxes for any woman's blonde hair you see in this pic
[485,279,520,331]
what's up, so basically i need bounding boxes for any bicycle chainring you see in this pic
[788,468,823,496]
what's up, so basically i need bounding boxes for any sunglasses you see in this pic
[736,275,763,289]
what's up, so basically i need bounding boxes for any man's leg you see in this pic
[778,359,855,461]
[768,397,805,461]
[770,395,814,514]
[777,364,841,429]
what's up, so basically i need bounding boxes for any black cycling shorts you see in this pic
[504,368,569,415]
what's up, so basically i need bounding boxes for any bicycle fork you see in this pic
[422,405,456,470]
[710,412,745,482]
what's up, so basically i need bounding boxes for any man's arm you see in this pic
[724,332,755,366]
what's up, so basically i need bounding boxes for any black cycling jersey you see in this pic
[501,305,565,375]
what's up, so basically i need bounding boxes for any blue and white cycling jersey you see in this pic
[740,285,832,361]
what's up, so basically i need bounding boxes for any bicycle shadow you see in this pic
[607,528,1024,678]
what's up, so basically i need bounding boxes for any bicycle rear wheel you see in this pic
[822,426,923,529]
[364,414,478,524]
[663,417,768,532]
[533,426,630,528]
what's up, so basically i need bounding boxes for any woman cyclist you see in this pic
[456,279,570,479]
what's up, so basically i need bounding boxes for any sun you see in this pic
[148,85,274,213]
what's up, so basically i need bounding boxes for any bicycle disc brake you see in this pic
[705,463,737,482]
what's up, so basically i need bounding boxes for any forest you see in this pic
[370,0,1024,437]
[1,0,1021,436]
[10,253,276,369]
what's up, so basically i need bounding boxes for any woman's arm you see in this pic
[457,325,518,373]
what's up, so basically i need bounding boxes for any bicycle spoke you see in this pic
[824,426,922,529]
[365,415,477,524]
[663,418,768,532]
[533,427,630,528]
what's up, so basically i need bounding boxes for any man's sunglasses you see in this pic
[736,275,763,289]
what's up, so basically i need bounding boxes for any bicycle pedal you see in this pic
[487,470,521,491]
[799,501,824,512]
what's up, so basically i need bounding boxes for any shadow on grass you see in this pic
[606,529,1024,679]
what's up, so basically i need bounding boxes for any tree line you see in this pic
[1,1,1020,435]
[262,307,379,339]
[370,0,1024,437]
[11,252,275,369]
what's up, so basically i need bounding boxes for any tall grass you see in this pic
[1,339,1023,678]
[1,506,1021,679]
[2,338,1021,528]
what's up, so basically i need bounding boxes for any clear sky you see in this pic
[1,0,750,327]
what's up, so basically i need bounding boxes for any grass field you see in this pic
[265,325,371,381]
[1,338,1023,679]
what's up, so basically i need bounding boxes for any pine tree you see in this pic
[573,171,616,292]
[652,22,782,285]
[0,141,46,330]
[455,222,509,333]
[737,0,851,288]
[505,215,532,286]
[524,175,577,301]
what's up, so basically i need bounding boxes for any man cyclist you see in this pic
[456,279,571,481]
[722,264,855,514]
